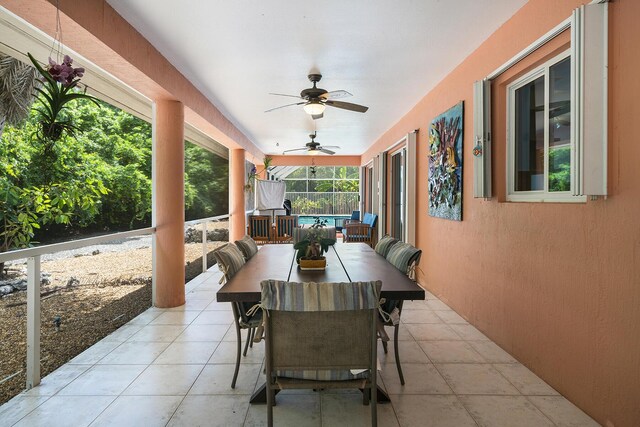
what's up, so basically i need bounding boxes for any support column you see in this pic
[230,149,246,242]
[153,100,185,308]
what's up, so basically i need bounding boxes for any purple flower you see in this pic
[46,55,85,86]
[250,165,257,175]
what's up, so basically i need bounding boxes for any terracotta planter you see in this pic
[299,257,327,271]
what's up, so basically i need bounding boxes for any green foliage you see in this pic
[293,217,336,261]
[185,142,229,220]
[549,146,571,192]
[291,197,317,214]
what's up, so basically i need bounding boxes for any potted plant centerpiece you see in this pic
[294,217,336,270]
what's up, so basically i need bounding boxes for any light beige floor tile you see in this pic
[400,310,443,324]
[418,341,485,363]
[24,364,92,396]
[0,395,50,426]
[166,299,211,311]
[98,341,169,364]
[205,301,233,311]
[384,323,416,341]
[13,396,115,427]
[68,340,121,364]
[222,325,246,342]
[321,392,399,427]
[192,310,234,325]
[435,310,469,325]
[436,364,519,395]
[128,310,163,325]
[460,395,555,427]
[154,341,220,364]
[377,340,430,364]
[128,325,187,342]
[381,363,452,395]
[186,290,217,302]
[245,393,321,427]
[102,324,144,342]
[90,395,183,427]
[57,364,147,396]
[528,396,600,426]
[468,341,517,363]
[189,363,262,395]
[124,364,204,396]
[175,323,230,342]
[168,395,249,427]
[405,323,461,341]
[209,341,264,364]
[150,310,200,325]
[450,324,489,341]
[391,394,477,427]
[493,363,559,395]
[402,299,431,310]
[426,299,451,311]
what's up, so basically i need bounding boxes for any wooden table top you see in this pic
[216,242,425,302]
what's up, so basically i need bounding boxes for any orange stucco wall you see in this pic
[362,1,640,425]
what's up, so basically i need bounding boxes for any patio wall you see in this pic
[362,0,640,425]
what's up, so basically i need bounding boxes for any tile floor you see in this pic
[0,269,600,427]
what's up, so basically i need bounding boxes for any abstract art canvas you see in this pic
[428,101,463,221]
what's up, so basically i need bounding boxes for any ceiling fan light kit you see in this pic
[303,101,325,115]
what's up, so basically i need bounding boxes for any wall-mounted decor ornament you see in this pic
[428,101,463,221]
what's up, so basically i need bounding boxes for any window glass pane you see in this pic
[309,180,333,192]
[549,57,571,192]
[514,75,545,191]
[285,180,307,192]
[334,179,358,192]
[313,166,334,179]
[345,166,360,179]
[287,167,307,179]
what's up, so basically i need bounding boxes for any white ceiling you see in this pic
[107,0,526,156]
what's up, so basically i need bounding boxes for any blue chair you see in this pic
[334,211,359,232]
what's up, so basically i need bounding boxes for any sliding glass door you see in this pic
[390,148,406,240]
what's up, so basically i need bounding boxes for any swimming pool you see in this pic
[297,215,349,226]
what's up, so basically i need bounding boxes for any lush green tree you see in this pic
[549,147,571,192]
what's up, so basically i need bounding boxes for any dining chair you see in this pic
[261,279,381,427]
[343,213,378,247]
[213,243,262,389]
[274,215,298,243]
[382,241,422,385]
[247,215,271,244]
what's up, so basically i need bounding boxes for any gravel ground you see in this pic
[0,221,229,405]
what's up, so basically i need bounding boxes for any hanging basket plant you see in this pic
[27,53,100,142]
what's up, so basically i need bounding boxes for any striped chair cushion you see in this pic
[375,235,399,258]
[260,280,381,312]
[385,242,422,276]
[213,243,246,279]
[293,227,337,243]
[235,235,259,260]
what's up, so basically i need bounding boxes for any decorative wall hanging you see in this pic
[428,101,463,221]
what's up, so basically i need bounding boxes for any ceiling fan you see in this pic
[282,132,339,155]
[266,74,369,120]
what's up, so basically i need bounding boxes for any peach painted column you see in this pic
[229,149,247,242]
[153,100,185,308]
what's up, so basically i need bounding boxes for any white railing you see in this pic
[0,213,229,390]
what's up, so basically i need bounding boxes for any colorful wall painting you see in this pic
[428,101,463,221]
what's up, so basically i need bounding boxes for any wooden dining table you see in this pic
[216,242,426,403]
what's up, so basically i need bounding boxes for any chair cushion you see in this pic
[293,227,337,243]
[261,279,381,312]
[375,235,399,258]
[385,242,421,275]
[213,243,246,279]
[235,235,259,260]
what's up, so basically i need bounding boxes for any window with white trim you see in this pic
[507,51,582,202]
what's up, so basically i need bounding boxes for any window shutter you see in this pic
[473,79,492,198]
[572,2,608,196]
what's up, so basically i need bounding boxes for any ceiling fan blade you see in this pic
[269,92,304,99]
[282,147,309,154]
[311,112,324,120]
[319,145,340,149]
[319,148,335,155]
[321,90,352,100]
[325,100,369,113]
[265,101,305,113]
